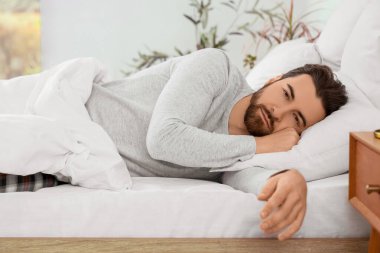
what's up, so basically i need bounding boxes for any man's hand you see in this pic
[257,169,307,241]
[255,127,300,154]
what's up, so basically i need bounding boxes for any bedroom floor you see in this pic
[0,238,369,253]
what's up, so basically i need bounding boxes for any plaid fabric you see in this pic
[0,173,66,193]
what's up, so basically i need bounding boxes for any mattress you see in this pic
[0,173,370,238]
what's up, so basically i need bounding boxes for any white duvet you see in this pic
[0,58,132,191]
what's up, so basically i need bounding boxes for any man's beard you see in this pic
[243,86,275,137]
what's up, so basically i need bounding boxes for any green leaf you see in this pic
[253,0,259,9]
[210,26,217,46]
[174,47,184,56]
[215,38,229,49]
[200,33,209,48]
[184,14,200,25]
[228,31,243,35]
[245,9,264,20]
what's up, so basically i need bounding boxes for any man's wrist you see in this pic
[254,136,268,154]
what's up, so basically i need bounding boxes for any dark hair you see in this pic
[280,64,348,117]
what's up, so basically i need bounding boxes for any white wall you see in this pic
[41,0,342,79]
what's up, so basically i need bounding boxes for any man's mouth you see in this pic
[260,107,270,129]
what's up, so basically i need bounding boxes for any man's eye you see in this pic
[283,89,290,100]
[293,113,300,126]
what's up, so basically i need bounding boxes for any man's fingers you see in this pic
[257,177,277,201]
[260,192,300,232]
[260,187,288,219]
[257,169,307,240]
[277,208,306,241]
[263,202,302,234]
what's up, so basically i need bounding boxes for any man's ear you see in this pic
[264,74,283,86]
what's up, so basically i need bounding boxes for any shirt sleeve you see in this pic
[222,166,283,195]
[146,48,256,168]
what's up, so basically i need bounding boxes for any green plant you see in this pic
[122,0,322,77]
[122,0,231,76]
[240,0,322,68]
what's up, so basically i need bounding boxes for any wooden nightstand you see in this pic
[349,132,380,253]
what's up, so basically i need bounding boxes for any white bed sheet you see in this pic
[0,173,370,238]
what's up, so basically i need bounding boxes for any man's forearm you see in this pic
[146,123,257,168]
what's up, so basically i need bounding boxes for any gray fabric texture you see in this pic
[85,48,256,182]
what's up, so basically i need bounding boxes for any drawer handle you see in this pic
[366,184,380,194]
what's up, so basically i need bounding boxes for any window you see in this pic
[0,0,40,79]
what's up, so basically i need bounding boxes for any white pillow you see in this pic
[315,0,369,71]
[341,0,380,109]
[245,38,321,91]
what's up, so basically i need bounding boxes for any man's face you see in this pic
[244,74,326,137]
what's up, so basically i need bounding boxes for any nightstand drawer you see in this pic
[349,132,380,231]
[349,132,380,253]
[355,141,380,218]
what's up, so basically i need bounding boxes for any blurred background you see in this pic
[0,0,343,80]
[0,0,40,79]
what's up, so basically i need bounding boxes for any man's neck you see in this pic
[228,94,252,135]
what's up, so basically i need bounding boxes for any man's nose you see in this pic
[270,105,287,121]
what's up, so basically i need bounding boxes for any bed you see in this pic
[1,0,379,252]
[0,174,370,238]
[0,175,370,252]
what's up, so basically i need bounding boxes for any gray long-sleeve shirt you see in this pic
[85,48,257,182]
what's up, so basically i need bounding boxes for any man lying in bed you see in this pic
[1,48,348,240]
